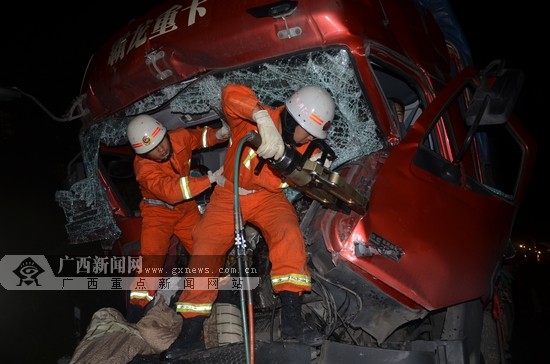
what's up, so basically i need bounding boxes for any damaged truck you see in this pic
[53,0,536,363]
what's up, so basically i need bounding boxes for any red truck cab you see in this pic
[55,1,535,362]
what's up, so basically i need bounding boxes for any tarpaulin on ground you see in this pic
[70,296,182,364]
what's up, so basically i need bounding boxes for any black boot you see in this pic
[126,303,144,324]
[280,291,324,347]
[161,316,206,361]
[126,298,155,324]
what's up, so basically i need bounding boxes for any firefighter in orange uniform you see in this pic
[125,115,229,323]
[162,84,335,360]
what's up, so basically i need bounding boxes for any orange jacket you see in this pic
[134,126,221,205]
[221,84,311,192]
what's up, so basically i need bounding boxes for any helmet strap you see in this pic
[281,108,297,146]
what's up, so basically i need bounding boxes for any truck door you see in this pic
[364,63,532,308]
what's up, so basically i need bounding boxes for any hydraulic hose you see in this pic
[233,132,257,364]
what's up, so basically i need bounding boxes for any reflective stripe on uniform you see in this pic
[202,127,209,148]
[180,176,192,199]
[175,302,213,315]
[271,273,311,288]
[243,149,256,169]
[143,198,175,210]
[130,290,154,302]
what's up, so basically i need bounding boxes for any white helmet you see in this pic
[285,85,335,139]
[127,115,167,154]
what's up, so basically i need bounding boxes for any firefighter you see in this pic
[125,114,229,323]
[161,84,335,360]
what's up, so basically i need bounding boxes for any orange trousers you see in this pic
[130,201,200,307]
[176,184,311,318]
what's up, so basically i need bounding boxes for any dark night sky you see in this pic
[1,1,548,242]
[450,1,550,241]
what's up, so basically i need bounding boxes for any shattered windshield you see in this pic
[56,47,384,244]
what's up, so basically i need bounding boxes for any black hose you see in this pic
[232,132,257,364]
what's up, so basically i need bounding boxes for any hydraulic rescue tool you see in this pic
[247,131,367,214]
